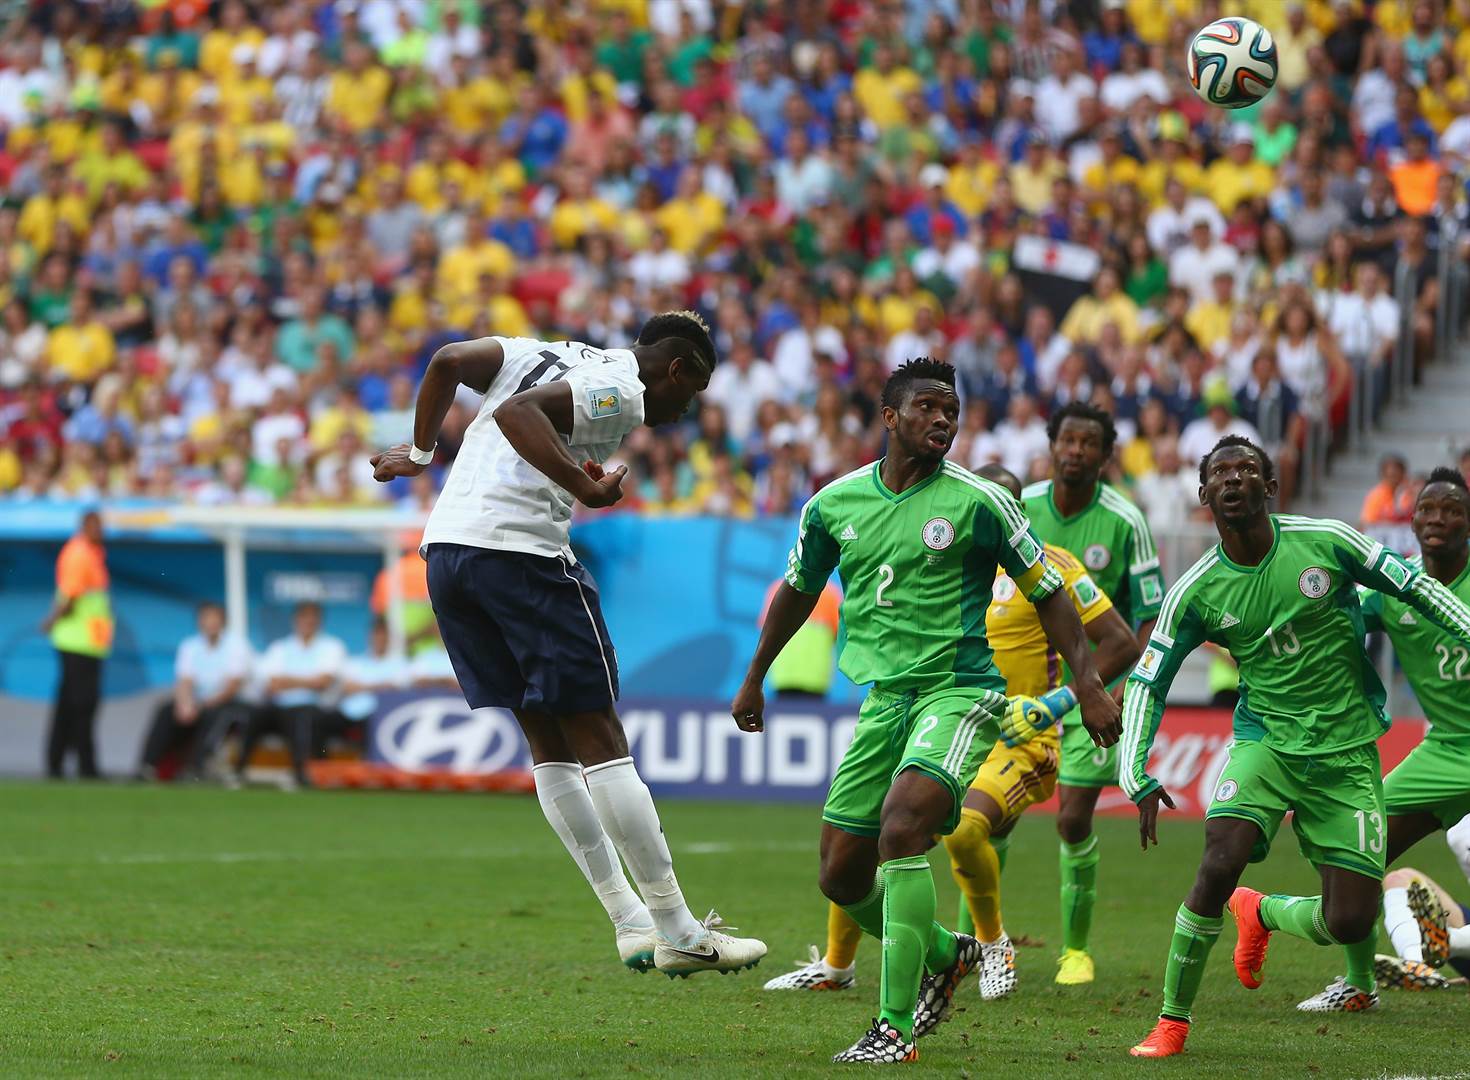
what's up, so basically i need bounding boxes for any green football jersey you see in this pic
[1361,553,1470,742]
[1119,515,1470,802]
[1022,480,1165,628]
[786,460,1062,693]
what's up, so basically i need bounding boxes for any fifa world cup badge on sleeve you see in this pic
[588,387,622,418]
[1135,644,1164,683]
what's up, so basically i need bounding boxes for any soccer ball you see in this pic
[1187,17,1278,110]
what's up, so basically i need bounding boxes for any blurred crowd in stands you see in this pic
[2,0,1470,532]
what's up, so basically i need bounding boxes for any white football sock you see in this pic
[1446,815,1470,880]
[1450,925,1470,959]
[583,756,703,944]
[1382,887,1423,962]
[532,762,650,930]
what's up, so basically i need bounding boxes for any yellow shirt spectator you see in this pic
[561,69,619,124]
[0,445,21,492]
[1203,154,1276,214]
[946,158,1000,216]
[474,158,528,212]
[18,191,91,255]
[309,407,375,453]
[654,190,725,254]
[1127,0,1196,44]
[1137,157,1205,206]
[437,237,517,300]
[1008,157,1066,216]
[447,291,532,338]
[73,148,151,203]
[1184,300,1235,352]
[1420,78,1470,133]
[199,26,265,78]
[326,65,393,132]
[853,64,922,128]
[1059,291,1142,345]
[1082,154,1141,203]
[218,71,274,126]
[48,322,116,382]
[876,289,941,338]
[219,153,266,208]
[550,197,621,249]
[405,158,478,213]
[444,75,515,137]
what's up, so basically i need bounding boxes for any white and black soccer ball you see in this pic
[1187,16,1278,110]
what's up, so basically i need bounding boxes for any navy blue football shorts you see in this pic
[425,543,619,715]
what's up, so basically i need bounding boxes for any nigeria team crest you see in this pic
[1084,544,1111,570]
[1299,566,1331,599]
[923,517,955,550]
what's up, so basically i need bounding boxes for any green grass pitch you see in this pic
[2,782,1465,1078]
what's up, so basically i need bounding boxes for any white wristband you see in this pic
[408,444,436,465]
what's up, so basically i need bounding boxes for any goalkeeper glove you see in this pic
[999,685,1077,747]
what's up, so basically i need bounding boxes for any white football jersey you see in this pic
[421,337,647,559]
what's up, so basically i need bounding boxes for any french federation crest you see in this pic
[1299,566,1331,599]
[923,517,956,550]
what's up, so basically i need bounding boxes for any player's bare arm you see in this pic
[1086,606,1143,687]
[1033,587,1121,746]
[371,336,506,482]
[732,581,822,733]
[493,381,628,508]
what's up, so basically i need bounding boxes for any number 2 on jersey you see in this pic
[875,564,895,607]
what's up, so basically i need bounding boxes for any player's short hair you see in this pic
[1422,466,1470,497]
[637,310,717,378]
[881,357,957,409]
[197,600,224,616]
[1046,401,1117,455]
[1198,434,1275,487]
[975,462,1023,500]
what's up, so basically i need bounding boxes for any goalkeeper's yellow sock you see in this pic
[945,808,1004,942]
[826,901,864,970]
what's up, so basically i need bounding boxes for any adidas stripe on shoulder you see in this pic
[1152,549,1219,646]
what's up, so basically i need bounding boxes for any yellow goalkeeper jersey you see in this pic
[987,544,1113,697]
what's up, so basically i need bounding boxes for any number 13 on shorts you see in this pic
[1353,808,1384,854]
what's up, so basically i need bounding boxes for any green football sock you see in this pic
[878,855,936,1041]
[839,873,886,940]
[992,832,1011,873]
[1343,934,1377,993]
[1161,904,1223,1022]
[1060,834,1100,951]
[1258,894,1334,945]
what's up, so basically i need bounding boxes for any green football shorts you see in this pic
[1058,708,1118,788]
[1383,736,1470,828]
[823,684,1006,838]
[1207,739,1386,881]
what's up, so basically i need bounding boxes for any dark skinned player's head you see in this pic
[1047,401,1117,489]
[635,310,718,425]
[1197,434,1277,527]
[975,462,1023,501]
[1413,466,1470,559]
[881,358,960,464]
